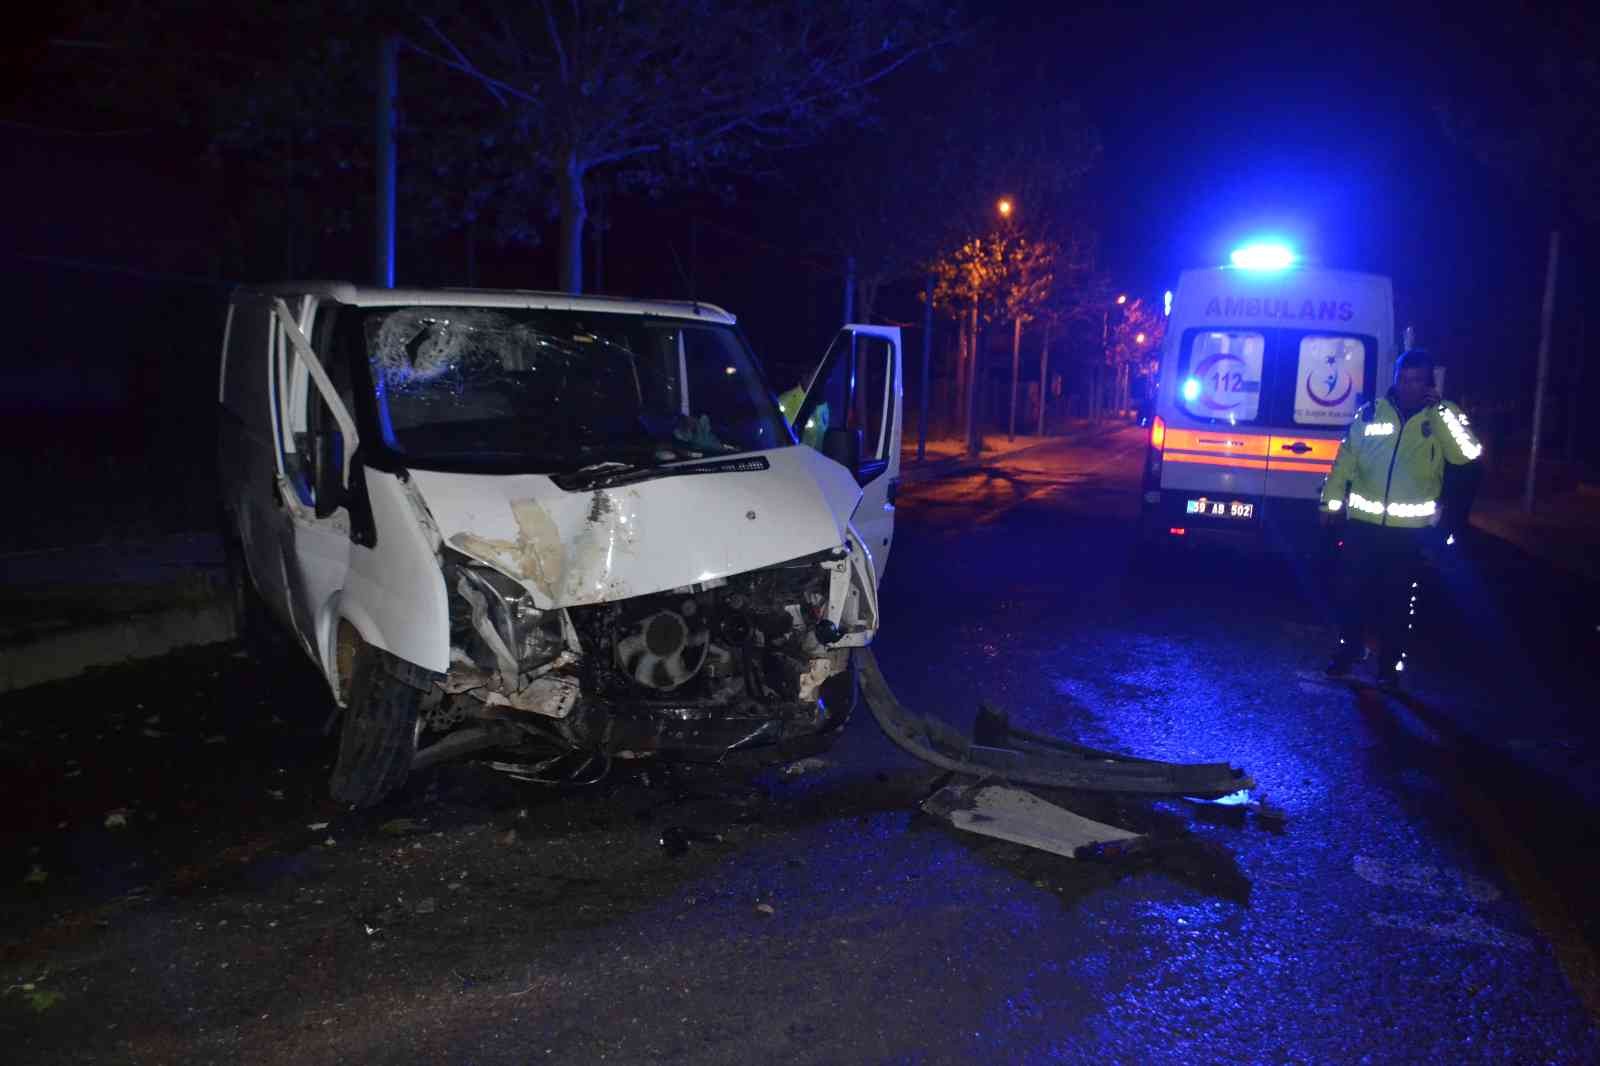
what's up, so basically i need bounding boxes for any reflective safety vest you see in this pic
[778,386,829,450]
[1320,394,1482,528]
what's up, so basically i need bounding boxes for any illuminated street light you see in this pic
[1135,332,1147,344]
[997,197,1014,219]
[1115,294,1127,305]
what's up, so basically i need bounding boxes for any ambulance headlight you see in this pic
[1229,242,1297,270]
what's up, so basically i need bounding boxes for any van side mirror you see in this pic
[822,427,862,473]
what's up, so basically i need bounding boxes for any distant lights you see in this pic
[1229,242,1297,271]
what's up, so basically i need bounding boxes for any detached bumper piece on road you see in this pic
[858,647,1253,798]
[921,782,1145,859]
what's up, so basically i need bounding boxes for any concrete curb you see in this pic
[0,598,238,693]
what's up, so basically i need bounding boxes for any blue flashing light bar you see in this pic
[1181,377,1202,402]
[1229,242,1297,271]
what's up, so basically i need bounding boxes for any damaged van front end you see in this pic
[217,284,902,805]
[415,452,883,774]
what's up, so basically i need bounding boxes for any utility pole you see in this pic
[1524,229,1559,514]
[374,33,398,288]
[919,272,933,461]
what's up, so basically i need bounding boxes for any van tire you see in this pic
[329,646,423,808]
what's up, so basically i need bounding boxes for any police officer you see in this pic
[777,374,829,450]
[1320,349,1483,688]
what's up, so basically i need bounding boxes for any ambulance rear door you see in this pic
[1263,332,1376,501]
[1159,327,1270,525]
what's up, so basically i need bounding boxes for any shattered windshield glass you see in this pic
[350,306,789,472]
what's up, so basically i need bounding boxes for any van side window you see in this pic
[1178,331,1266,423]
[222,301,272,426]
[853,334,895,459]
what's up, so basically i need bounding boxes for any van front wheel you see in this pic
[329,645,425,807]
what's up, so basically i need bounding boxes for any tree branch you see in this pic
[398,38,541,108]
[420,17,508,109]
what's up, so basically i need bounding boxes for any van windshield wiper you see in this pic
[551,454,772,492]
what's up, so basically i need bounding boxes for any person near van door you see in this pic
[778,374,829,449]
[1319,349,1483,688]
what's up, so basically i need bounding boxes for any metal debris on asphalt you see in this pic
[921,783,1142,859]
[780,756,832,777]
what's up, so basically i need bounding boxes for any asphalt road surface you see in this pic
[3,426,1598,1064]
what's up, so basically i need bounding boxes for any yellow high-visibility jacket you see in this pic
[778,386,829,450]
[1320,394,1482,528]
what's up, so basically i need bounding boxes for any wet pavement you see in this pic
[3,426,1598,1064]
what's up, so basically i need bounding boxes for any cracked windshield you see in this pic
[358,307,788,472]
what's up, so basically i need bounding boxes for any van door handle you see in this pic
[1280,442,1312,454]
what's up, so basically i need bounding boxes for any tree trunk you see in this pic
[589,186,605,294]
[965,302,980,457]
[1037,323,1052,437]
[1008,317,1022,440]
[919,273,933,460]
[1524,229,1559,514]
[559,151,587,294]
[1567,260,1583,463]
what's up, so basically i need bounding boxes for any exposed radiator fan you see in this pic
[615,608,711,690]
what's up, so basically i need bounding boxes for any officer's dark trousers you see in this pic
[1335,520,1423,670]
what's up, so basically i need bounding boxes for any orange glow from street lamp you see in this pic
[997,197,1013,219]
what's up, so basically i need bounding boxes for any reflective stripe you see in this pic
[1164,452,1268,471]
[1363,422,1396,437]
[1163,428,1270,458]
[1387,499,1436,519]
[1348,492,1436,519]
[1437,405,1483,460]
[1348,491,1386,516]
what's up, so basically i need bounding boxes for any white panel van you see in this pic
[218,284,900,805]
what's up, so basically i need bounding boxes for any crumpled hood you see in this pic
[409,446,862,610]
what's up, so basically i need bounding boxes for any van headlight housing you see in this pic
[448,554,566,672]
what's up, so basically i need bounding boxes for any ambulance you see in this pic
[1139,245,1396,551]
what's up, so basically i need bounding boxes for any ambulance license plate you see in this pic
[1185,497,1254,520]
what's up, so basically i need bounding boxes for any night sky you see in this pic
[1,1,1592,422]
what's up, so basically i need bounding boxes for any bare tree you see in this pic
[418,0,957,292]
